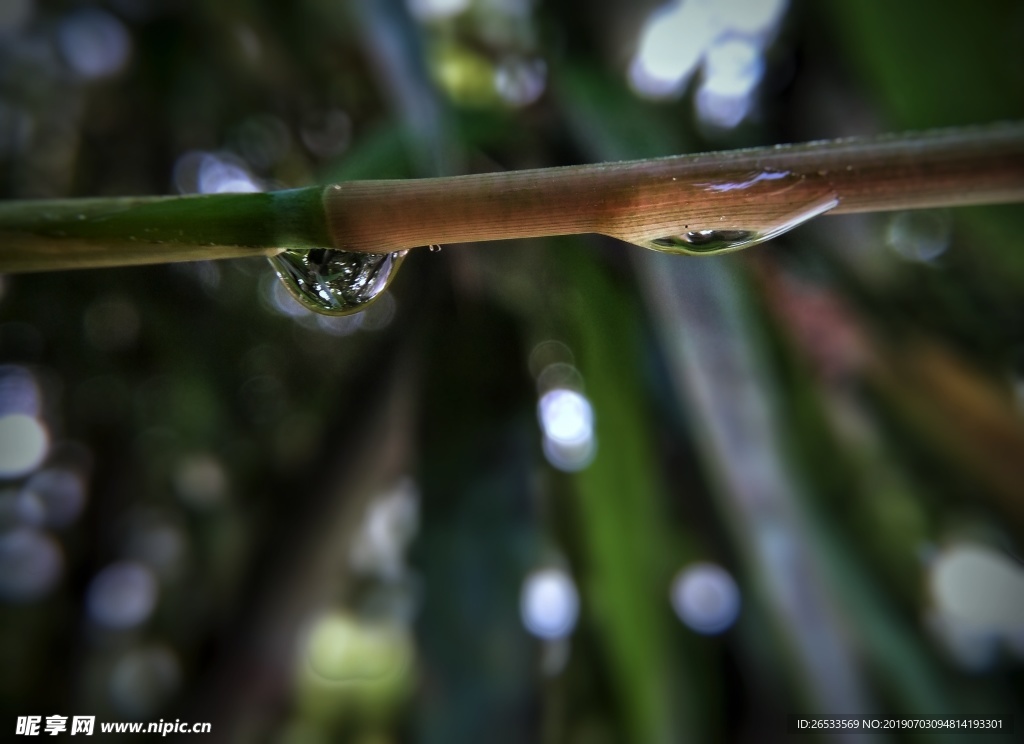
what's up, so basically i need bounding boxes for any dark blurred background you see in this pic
[1,0,1023,741]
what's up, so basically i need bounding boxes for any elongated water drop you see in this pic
[268,248,406,316]
[627,171,840,256]
[650,229,758,254]
[642,194,838,256]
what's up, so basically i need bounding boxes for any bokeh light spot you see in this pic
[174,453,228,509]
[670,562,741,634]
[0,414,48,479]
[717,0,788,37]
[407,0,471,22]
[23,468,86,529]
[0,527,63,602]
[87,561,158,630]
[538,388,596,471]
[0,365,41,416]
[495,57,547,107]
[300,109,353,159]
[539,389,593,447]
[305,612,413,682]
[109,645,181,718]
[703,37,764,98]
[629,1,713,99]
[930,544,1024,630]
[58,8,132,80]
[520,568,580,640]
[886,210,952,263]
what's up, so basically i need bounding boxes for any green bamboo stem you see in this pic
[0,189,329,272]
[0,122,1022,272]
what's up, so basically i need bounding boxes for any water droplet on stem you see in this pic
[634,175,840,256]
[268,248,406,316]
[651,229,757,253]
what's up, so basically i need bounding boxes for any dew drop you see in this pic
[651,229,757,253]
[639,191,839,256]
[267,248,406,316]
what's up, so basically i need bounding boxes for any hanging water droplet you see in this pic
[428,244,442,253]
[638,191,839,256]
[651,229,757,253]
[267,248,406,316]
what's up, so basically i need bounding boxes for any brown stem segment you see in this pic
[324,122,1024,253]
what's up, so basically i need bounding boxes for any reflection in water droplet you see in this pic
[638,185,839,256]
[268,248,406,317]
[651,229,757,254]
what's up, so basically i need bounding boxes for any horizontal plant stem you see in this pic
[325,122,1024,252]
[0,189,329,272]
[0,122,1022,271]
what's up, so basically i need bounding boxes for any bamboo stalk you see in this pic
[0,122,1022,272]
[324,122,1024,253]
[0,189,330,272]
